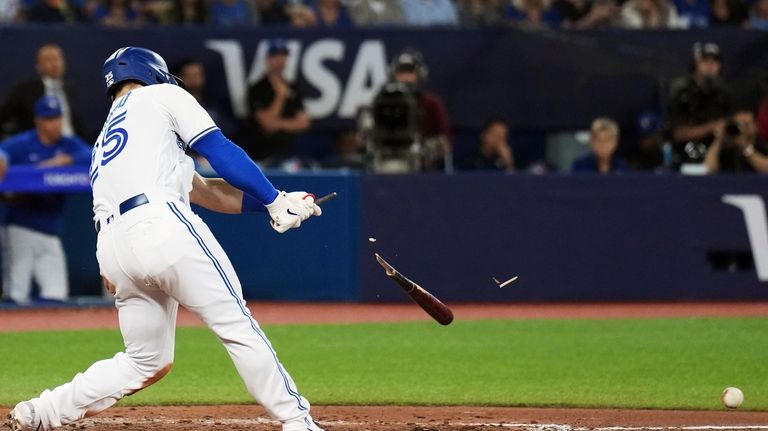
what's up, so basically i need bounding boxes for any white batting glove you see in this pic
[266,191,322,233]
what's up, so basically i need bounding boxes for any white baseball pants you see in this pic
[1,224,69,303]
[22,200,316,431]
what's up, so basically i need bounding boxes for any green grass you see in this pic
[0,318,766,410]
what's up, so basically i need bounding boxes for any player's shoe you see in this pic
[283,415,325,431]
[7,401,41,431]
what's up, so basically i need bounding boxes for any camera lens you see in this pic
[725,122,741,138]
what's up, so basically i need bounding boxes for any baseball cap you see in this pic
[394,52,418,72]
[693,42,721,61]
[267,39,289,56]
[34,95,63,118]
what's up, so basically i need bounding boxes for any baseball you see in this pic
[368,237,377,243]
[721,387,744,409]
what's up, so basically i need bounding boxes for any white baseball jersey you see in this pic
[12,83,321,431]
[90,84,217,221]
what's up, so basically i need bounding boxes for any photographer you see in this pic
[364,48,452,173]
[391,49,452,172]
[705,110,768,174]
[667,42,732,167]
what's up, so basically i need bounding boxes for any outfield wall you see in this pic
[2,168,768,301]
[360,174,768,302]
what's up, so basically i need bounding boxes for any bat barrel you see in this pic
[411,285,454,325]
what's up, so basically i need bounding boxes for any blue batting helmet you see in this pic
[101,47,180,97]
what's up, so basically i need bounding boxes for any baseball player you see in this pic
[8,47,324,431]
[0,95,92,304]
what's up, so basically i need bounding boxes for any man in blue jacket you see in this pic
[0,95,92,304]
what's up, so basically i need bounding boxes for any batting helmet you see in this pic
[102,47,180,97]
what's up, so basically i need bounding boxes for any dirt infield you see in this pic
[1,301,767,332]
[4,405,768,430]
[2,302,767,430]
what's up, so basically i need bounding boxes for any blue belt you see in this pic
[95,193,149,232]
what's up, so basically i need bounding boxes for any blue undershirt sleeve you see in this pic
[191,130,279,207]
[241,193,264,212]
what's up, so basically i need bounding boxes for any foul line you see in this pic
[80,416,768,430]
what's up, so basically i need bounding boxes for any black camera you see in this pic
[370,81,418,149]
[358,81,423,173]
[724,120,742,139]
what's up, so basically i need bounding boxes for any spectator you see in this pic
[247,39,311,165]
[456,0,504,25]
[286,1,317,26]
[710,0,746,26]
[0,96,91,304]
[705,110,768,173]
[619,0,683,28]
[25,0,82,22]
[672,0,709,27]
[667,42,732,165]
[0,44,85,140]
[748,0,768,29]
[0,0,22,22]
[173,58,236,136]
[167,0,207,23]
[140,0,176,24]
[310,0,354,27]
[460,119,514,171]
[758,85,768,142]
[553,0,619,28]
[322,130,365,170]
[506,0,562,28]
[628,112,667,172]
[91,0,142,26]
[210,0,253,26]
[346,0,406,25]
[399,0,459,26]
[80,0,101,19]
[255,0,288,24]
[391,48,453,172]
[572,117,628,174]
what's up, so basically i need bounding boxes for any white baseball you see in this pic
[722,387,744,409]
[368,237,377,243]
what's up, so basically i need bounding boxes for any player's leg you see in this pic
[2,225,36,303]
[9,228,178,430]
[161,203,320,431]
[32,235,69,301]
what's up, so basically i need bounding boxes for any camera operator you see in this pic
[390,49,452,172]
[705,109,768,173]
[667,42,732,167]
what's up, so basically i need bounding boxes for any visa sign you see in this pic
[206,38,389,120]
[723,194,768,281]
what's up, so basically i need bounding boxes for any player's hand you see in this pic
[265,191,322,234]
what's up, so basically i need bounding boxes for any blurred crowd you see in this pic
[1,0,767,29]
[0,38,765,303]
[2,40,768,178]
